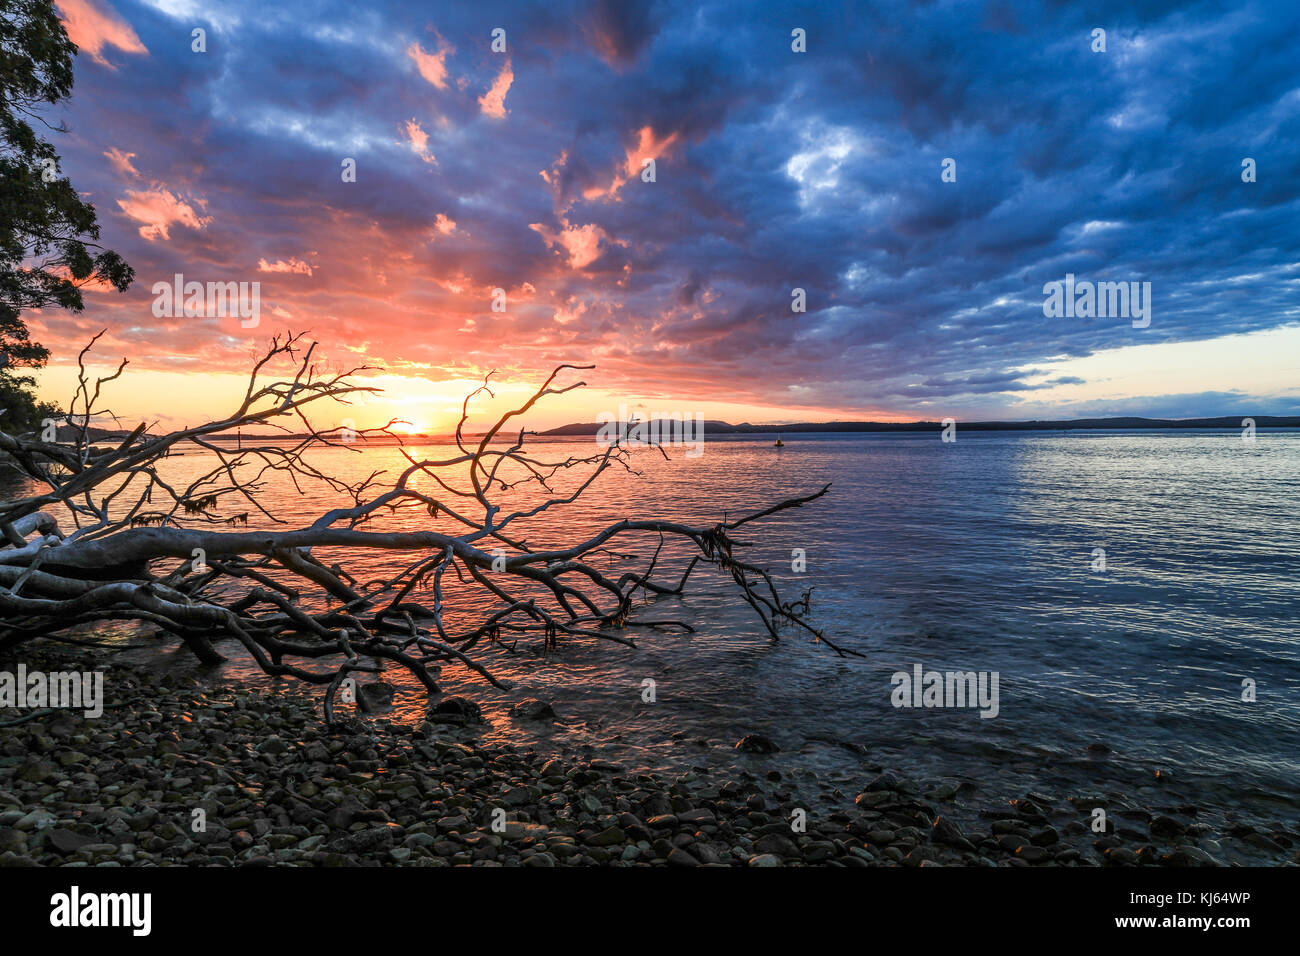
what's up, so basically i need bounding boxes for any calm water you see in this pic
[8,430,1299,818]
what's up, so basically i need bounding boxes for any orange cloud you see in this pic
[56,0,147,68]
[624,125,679,178]
[257,257,314,276]
[102,146,139,178]
[407,39,453,90]
[404,119,435,163]
[579,125,681,201]
[116,187,211,241]
[478,59,513,118]
[530,221,609,269]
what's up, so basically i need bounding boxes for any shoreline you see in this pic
[1,649,1295,867]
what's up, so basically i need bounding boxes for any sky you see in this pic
[26,0,1300,433]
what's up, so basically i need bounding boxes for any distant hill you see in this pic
[539,415,1300,436]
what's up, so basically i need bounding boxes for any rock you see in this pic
[997,834,1028,852]
[585,826,625,847]
[735,734,779,754]
[1014,798,1049,820]
[325,794,365,829]
[0,828,26,855]
[1243,832,1284,853]
[1150,815,1185,839]
[428,697,484,725]
[748,853,782,867]
[932,816,975,851]
[357,682,396,712]
[753,833,800,858]
[47,829,93,855]
[1030,826,1060,847]
[15,760,56,784]
[641,793,672,817]
[677,808,717,827]
[15,809,56,831]
[508,699,556,721]
[803,841,834,862]
[695,843,724,864]
[256,736,288,755]
[865,773,901,792]
[501,787,534,807]
[667,847,700,867]
[617,813,647,836]
[855,790,893,808]
[331,827,395,854]
[1162,846,1220,867]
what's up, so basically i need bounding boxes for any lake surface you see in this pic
[8,429,1299,820]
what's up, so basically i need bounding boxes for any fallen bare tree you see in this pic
[0,332,855,721]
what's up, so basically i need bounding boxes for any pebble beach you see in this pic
[1,649,1295,868]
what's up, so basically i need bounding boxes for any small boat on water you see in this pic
[774,436,784,448]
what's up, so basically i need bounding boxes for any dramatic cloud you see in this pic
[33,0,1300,425]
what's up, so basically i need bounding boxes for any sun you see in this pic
[392,420,432,436]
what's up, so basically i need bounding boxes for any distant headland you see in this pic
[538,415,1300,437]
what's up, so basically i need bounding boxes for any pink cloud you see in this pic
[530,221,609,270]
[623,125,680,178]
[102,146,139,178]
[407,39,453,90]
[56,0,147,68]
[578,125,682,202]
[478,59,513,119]
[116,186,211,241]
[258,257,314,276]
[403,119,436,163]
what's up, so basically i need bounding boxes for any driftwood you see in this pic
[0,331,852,720]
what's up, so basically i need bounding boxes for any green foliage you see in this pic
[0,0,133,433]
